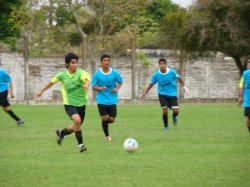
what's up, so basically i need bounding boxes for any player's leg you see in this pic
[56,105,75,145]
[169,96,179,126]
[244,107,250,133]
[107,104,117,124]
[0,91,24,126]
[162,107,169,130]
[76,105,87,152]
[159,94,169,129]
[245,117,250,133]
[105,105,117,141]
[98,104,110,141]
[71,112,87,152]
[58,105,87,152]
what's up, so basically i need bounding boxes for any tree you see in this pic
[161,0,250,75]
[0,0,22,49]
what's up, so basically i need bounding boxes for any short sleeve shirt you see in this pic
[91,68,123,105]
[0,68,11,92]
[51,68,90,106]
[151,68,180,96]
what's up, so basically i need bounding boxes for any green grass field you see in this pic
[0,103,250,187]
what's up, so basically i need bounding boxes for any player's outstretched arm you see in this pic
[141,83,153,99]
[178,78,189,96]
[9,81,15,98]
[238,88,243,106]
[36,82,54,98]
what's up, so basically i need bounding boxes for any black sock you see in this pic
[102,120,109,137]
[248,126,250,132]
[61,128,72,137]
[163,114,168,127]
[75,131,83,145]
[173,113,178,117]
[7,110,20,121]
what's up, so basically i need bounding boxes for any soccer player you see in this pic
[36,53,90,152]
[141,58,188,130]
[91,54,123,141]
[238,58,250,133]
[0,68,24,126]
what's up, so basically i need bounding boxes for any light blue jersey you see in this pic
[151,68,180,96]
[0,68,11,92]
[91,68,123,105]
[241,70,250,107]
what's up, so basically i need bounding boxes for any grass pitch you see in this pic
[0,103,249,187]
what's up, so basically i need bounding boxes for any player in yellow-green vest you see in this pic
[36,53,90,153]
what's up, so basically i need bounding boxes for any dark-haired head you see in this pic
[158,58,167,64]
[101,54,110,61]
[65,53,78,68]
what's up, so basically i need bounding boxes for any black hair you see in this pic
[101,54,110,61]
[65,53,78,65]
[158,58,167,64]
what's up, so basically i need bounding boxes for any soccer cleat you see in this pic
[163,126,169,131]
[17,120,24,126]
[79,144,87,152]
[173,116,178,126]
[56,129,64,145]
[105,136,112,141]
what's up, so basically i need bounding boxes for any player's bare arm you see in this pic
[36,81,54,98]
[141,83,154,99]
[9,81,14,98]
[238,88,243,105]
[111,83,122,93]
[92,85,107,91]
[83,79,90,92]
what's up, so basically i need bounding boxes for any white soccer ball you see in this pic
[123,138,138,153]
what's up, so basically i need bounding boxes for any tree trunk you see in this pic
[232,54,244,76]
[127,29,136,99]
[178,50,185,100]
[23,32,30,101]
[82,35,87,69]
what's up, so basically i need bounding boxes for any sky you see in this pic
[171,0,196,8]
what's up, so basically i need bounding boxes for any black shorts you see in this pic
[244,107,250,118]
[64,105,86,124]
[98,104,117,118]
[0,90,10,107]
[158,94,178,109]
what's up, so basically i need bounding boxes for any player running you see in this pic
[36,53,90,152]
[238,58,250,133]
[91,54,123,141]
[0,68,24,126]
[141,58,188,130]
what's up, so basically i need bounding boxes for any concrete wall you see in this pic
[0,50,240,104]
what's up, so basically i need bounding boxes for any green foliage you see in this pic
[136,52,151,66]
[144,0,179,22]
[160,10,188,49]
[2,0,183,56]
[0,0,22,49]
[55,5,76,26]
[69,32,82,46]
